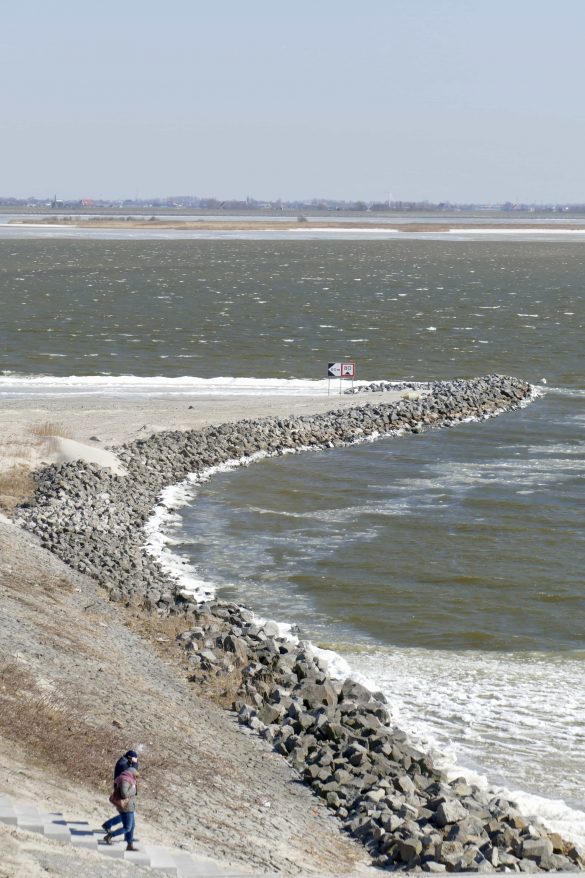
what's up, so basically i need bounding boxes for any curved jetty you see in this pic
[16,375,584,872]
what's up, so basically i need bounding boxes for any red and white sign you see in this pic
[328,362,356,378]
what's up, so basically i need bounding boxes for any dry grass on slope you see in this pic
[0,464,34,512]
[125,609,244,709]
[0,656,167,797]
[29,421,72,440]
[0,421,74,511]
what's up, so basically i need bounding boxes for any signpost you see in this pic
[327,362,356,393]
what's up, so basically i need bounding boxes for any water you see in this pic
[2,233,585,839]
[1,239,584,380]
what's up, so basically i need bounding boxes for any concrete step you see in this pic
[0,792,248,876]
[0,805,18,826]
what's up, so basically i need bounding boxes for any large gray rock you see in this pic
[397,836,422,863]
[435,799,468,827]
[296,678,338,709]
[521,837,554,862]
[223,633,249,665]
[258,702,284,725]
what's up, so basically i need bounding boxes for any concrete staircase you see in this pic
[0,793,251,877]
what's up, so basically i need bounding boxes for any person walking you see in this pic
[102,750,138,838]
[103,763,139,851]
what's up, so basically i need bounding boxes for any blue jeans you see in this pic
[103,812,122,833]
[104,811,135,843]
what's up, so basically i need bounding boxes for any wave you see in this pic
[344,645,585,848]
[0,373,376,398]
[143,451,272,600]
[546,385,585,398]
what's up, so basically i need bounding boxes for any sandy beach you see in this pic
[0,390,410,477]
[0,390,405,447]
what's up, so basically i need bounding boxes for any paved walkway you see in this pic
[0,793,256,877]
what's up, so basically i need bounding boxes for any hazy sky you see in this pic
[3,1,584,203]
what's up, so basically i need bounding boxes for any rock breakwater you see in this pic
[16,374,582,872]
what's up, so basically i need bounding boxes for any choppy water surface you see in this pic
[1,239,583,381]
[2,236,585,835]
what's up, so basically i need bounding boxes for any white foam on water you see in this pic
[547,385,585,398]
[288,227,400,234]
[143,451,272,600]
[0,373,376,398]
[341,644,585,848]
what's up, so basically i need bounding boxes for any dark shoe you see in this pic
[126,842,139,851]
[103,833,113,845]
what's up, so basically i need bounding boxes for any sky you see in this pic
[2,0,584,204]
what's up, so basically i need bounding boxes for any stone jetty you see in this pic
[15,375,583,872]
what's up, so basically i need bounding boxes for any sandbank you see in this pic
[10,217,585,233]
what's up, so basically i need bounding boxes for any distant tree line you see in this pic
[2,194,585,213]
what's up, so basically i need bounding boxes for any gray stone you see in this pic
[258,703,284,725]
[381,814,403,833]
[198,648,218,664]
[517,858,541,872]
[521,837,553,862]
[258,617,278,635]
[296,678,338,709]
[397,837,422,863]
[395,774,416,796]
[340,678,373,704]
[223,634,249,665]
[365,787,385,803]
[435,799,468,827]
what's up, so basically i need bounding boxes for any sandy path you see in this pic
[0,390,406,457]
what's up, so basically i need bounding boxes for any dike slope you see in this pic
[0,514,368,876]
[13,374,583,873]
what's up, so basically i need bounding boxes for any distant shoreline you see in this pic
[9,216,585,233]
